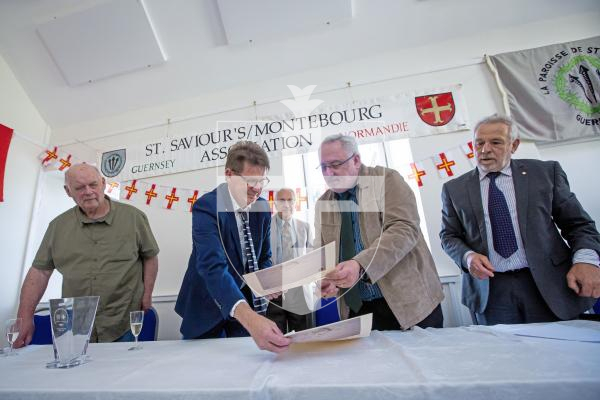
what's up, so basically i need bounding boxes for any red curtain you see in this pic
[0,124,14,202]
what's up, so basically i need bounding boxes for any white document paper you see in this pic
[285,313,373,343]
[243,242,336,297]
[490,323,600,343]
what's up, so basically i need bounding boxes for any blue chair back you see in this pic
[315,298,340,326]
[138,307,159,341]
[31,310,52,345]
[30,306,159,344]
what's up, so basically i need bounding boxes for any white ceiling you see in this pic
[0,0,598,130]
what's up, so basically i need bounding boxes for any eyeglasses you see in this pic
[317,153,355,171]
[233,172,270,188]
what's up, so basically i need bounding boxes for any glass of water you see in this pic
[5,318,22,356]
[128,311,144,351]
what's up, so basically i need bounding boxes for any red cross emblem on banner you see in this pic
[415,93,455,126]
[58,155,72,171]
[145,184,158,205]
[408,163,426,187]
[124,180,138,200]
[42,147,58,165]
[165,188,180,209]
[107,182,119,193]
[295,188,308,211]
[436,153,456,177]
[187,190,199,212]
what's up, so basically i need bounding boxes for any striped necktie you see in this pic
[238,211,268,314]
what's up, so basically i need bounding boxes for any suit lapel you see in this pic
[511,160,529,247]
[467,168,488,251]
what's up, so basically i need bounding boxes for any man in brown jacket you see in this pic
[316,134,444,330]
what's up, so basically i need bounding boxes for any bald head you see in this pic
[64,164,108,218]
[64,164,102,186]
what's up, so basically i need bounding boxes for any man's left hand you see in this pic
[325,260,361,289]
[566,263,600,298]
[141,293,152,311]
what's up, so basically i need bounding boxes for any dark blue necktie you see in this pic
[238,211,268,314]
[487,172,518,259]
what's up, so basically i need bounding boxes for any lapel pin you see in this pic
[522,171,527,175]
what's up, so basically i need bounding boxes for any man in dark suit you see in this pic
[440,114,600,325]
[175,141,290,352]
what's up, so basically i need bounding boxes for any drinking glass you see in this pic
[128,311,144,350]
[5,318,22,356]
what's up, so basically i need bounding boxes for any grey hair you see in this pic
[275,187,296,201]
[318,134,359,157]
[473,114,519,140]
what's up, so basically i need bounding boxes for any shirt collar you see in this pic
[76,196,114,225]
[478,161,513,181]
[227,185,248,213]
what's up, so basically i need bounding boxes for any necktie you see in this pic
[281,221,294,263]
[238,211,268,314]
[339,191,363,313]
[487,172,518,259]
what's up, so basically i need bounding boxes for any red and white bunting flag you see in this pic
[407,161,427,188]
[0,124,14,202]
[40,146,60,169]
[184,189,200,212]
[58,154,73,171]
[163,187,182,211]
[121,180,140,201]
[432,151,457,178]
[460,141,477,167]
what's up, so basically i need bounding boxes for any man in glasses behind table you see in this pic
[315,134,445,331]
[175,141,291,353]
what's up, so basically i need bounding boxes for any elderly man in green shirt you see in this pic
[14,163,159,346]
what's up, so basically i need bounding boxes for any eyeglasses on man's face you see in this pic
[233,172,270,188]
[317,153,355,172]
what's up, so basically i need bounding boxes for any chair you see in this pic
[315,298,340,326]
[30,308,52,345]
[30,306,159,344]
[139,307,159,341]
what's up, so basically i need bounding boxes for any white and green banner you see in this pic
[489,36,600,142]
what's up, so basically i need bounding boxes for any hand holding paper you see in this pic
[243,242,336,297]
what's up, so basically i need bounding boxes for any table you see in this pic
[1,321,599,400]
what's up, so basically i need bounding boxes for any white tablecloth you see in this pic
[1,321,599,400]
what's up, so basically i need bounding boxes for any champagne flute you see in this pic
[5,318,22,356]
[128,311,144,350]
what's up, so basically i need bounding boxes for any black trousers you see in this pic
[266,297,309,333]
[475,268,559,325]
[349,297,444,330]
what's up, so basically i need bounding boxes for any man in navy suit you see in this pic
[440,114,600,325]
[176,141,290,352]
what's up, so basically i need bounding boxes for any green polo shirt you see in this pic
[32,197,159,342]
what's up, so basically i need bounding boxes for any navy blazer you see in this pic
[440,159,600,319]
[175,183,272,338]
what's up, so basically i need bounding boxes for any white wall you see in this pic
[0,53,49,347]
[31,11,600,338]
